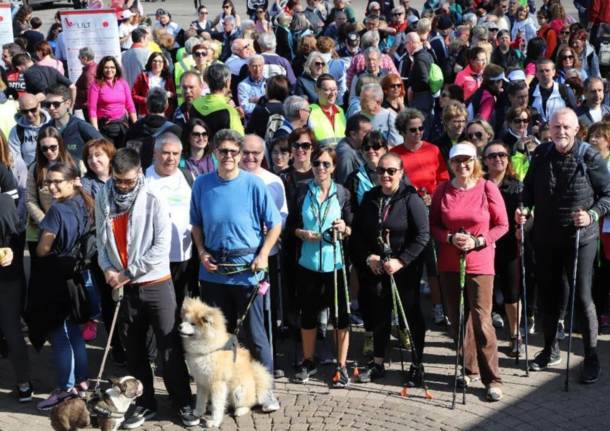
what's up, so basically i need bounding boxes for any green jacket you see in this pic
[192,93,244,136]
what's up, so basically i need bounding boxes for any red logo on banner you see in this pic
[0,16,3,22]
[64,17,74,27]
[102,20,109,27]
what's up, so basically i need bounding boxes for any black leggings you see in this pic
[536,238,598,353]
[494,257,520,305]
[297,266,349,330]
[360,259,426,362]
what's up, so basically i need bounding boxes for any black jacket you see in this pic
[408,48,434,93]
[487,176,522,262]
[523,140,610,245]
[124,115,182,170]
[351,181,429,271]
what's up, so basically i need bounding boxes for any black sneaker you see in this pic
[122,406,157,429]
[332,367,350,388]
[179,405,200,427]
[357,361,385,383]
[17,383,33,403]
[293,359,317,383]
[580,353,601,384]
[507,337,525,358]
[406,363,424,387]
[529,349,561,371]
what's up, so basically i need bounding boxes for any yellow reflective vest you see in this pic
[308,104,346,147]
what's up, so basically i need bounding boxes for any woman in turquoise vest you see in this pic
[287,146,353,388]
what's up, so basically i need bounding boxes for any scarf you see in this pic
[108,176,144,217]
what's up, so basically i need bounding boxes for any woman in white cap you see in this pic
[429,141,508,402]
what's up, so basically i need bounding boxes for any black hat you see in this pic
[437,15,453,31]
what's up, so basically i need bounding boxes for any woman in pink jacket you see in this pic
[454,47,487,102]
[430,142,508,402]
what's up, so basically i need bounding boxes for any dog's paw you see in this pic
[234,406,250,417]
[204,418,222,428]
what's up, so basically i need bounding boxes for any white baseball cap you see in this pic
[449,143,477,160]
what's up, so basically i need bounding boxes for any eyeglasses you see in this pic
[408,126,424,133]
[467,131,484,140]
[243,150,262,157]
[193,51,207,57]
[561,55,574,60]
[43,178,66,186]
[42,100,65,109]
[376,167,401,176]
[561,30,570,35]
[312,160,332,169]
[363,143,384,151]
[314,61,325,67]
[513,118,529,124]
[489,27,499,32]
[292,142,312,150]
[113,176,138,186]
[485,152,509,160]
[217,148,240,157]
[191,131,208,138]
[450,157,474,165]
[41,144,59,153]
[300,107,311,113]
[20,107,38,115]
[389,83,402,89]
[392,12,404,15]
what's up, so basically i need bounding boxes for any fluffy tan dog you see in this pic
[179,298,272,428]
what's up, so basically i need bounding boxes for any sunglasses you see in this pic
[561,55,574,60]
[314,61,325,67]
[392,12,403,15]
[561,30,570,35]
[43,178,66,186]
[390,83,402,89]
[409,126,424,133]
[376,167,400,176]
[292,142,312,150]
[363,143,384,151]
[113,177,138,186]
[489,27,499,31]
[20,107,38,115]
[217,148,240,157]
[485,152,509,160]
[312,160,332,169]
[42,100,65,109]
[468,131,484,140]
[450,157,474,164]
[41,144,59,153]
[191,131,208,138]
[513,118,529,124]
[193,51,207,57]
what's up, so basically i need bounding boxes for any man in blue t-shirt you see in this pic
[190,129,282,413]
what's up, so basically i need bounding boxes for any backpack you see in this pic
[599,41,610,67]
[264,112,285,144]
[428,63,444,96]
[126,121,176,171]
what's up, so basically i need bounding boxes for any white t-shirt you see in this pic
[145,166,193,262]
[252,168,289,256]
[590,106,603,124]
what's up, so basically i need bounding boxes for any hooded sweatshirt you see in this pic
[191,93,245,138]
[8,110,52,166]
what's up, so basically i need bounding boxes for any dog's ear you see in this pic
[109,377,121,387]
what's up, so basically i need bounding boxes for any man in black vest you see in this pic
[517,108,610,384]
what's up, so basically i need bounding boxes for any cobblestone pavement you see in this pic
[2,317,610,430]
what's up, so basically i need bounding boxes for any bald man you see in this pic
[8,93,51,166]
[239,134,288,377]
[405,31,434,117]
[517,108,610,382]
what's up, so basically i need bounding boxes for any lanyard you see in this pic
[377,195,393,227]
[308,187,335,233]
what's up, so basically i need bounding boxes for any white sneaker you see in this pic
[261,390,280,412]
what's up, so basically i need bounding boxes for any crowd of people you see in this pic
[2,0,610,427]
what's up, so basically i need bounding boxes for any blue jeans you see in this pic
[48,321,88,389]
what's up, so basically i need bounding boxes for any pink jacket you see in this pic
[455,65,483,101]
[88,78,136,121]
[430,179,508,275]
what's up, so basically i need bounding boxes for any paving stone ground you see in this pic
[2,308,610,430]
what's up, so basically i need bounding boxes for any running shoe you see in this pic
[405,363,424,387]
[122,406,157,429]
[529,349,561,371]
[492,312,504,329]
[357,361,385,383]
[332,367,350,388]
[293,359,318,383]
[17,383,33,403]
[36,388,77,411]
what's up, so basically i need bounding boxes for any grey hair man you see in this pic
[145,132,194,310]
[273,95,310,140]
[247,32,296,86]
[359,83,403,146]
[346,30,398,88]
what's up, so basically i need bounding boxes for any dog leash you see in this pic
[92,285,124,392]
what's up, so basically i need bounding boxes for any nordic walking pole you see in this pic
[565,226,581,392]
[518,203,529,376]
[452,246,467,409]
[332,228,342,384]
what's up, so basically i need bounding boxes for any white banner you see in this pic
[60,9,121,82]
[0,3,13,47]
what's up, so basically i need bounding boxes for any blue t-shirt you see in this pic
[190,170,282,285]
[39,195,89,257]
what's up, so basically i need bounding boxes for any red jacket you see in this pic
[131,71,176,117]
[391,142,449,195]
[590,0,610,24]
[75,61,97,112]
